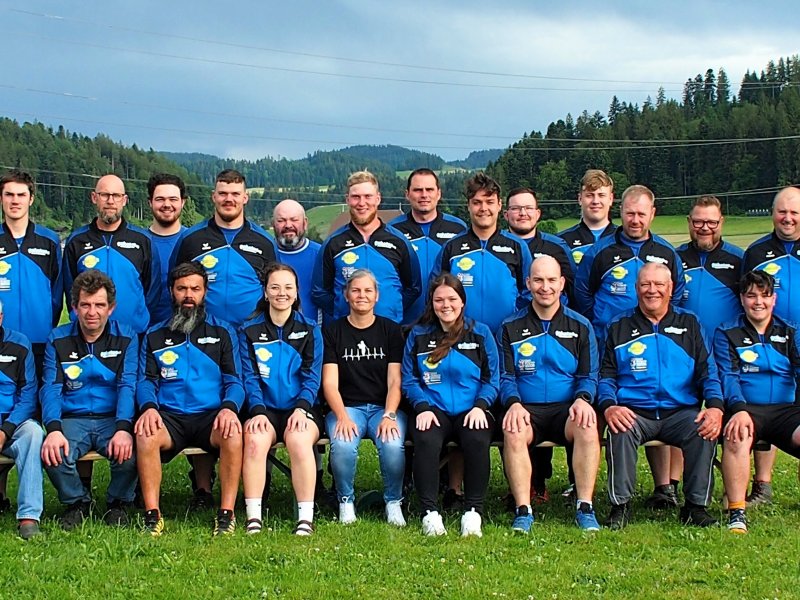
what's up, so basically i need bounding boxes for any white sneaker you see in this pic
[421,511,447,536]
[338,502,356,524]
[385,500,406,527]
[461,509,482,537]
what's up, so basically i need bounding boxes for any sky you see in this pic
[2,1,797,162]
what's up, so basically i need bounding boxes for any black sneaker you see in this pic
[144,509,164,537]
[103,501,131,527]
[213,509,236,536]
[189,488,214,511]
[745,480,773,507]
[442,488,464,511]
[645,484,679,509]
[0,493,11,514]
[606,502,631,530]
[679,504,718,527]
[61,500,91,531]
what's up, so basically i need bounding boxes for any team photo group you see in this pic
[1,164,799,541]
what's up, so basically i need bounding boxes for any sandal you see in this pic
[293,520,314,536]
[245,518,263,534]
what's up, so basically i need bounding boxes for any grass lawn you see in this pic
[1,447,798,599]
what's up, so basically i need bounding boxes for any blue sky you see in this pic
[2,1,797,161]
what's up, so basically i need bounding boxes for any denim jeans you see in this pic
[1,419,44,521]
[326,404,406,504]
[45,417,138,505]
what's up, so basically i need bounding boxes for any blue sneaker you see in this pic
[575,502,600,531]
[511,506,534,534]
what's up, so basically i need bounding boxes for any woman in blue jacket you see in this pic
[240,263,323,536]
[402,273,499,537]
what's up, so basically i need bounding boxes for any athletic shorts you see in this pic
[261,407,323,444]
[520,402,572,447]
[742,404,800,458]
[160,409,220,463]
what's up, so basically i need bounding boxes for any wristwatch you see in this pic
[383,411,397,421]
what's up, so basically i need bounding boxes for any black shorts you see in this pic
[160,409,220,463]
[522,403,572,447]
[744,404,800,458]
[261,407,323,444]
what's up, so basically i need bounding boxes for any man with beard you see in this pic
[312,170,420,324]
[135,261,244,536]
[170,169,278,328]
[62,174,160,334]
[273,199,321,321]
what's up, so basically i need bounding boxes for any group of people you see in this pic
[0,165,798,541]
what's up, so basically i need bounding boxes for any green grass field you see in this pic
[1,447,798,599]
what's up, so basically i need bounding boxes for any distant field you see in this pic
[395,165,469,179]
[307,203,348,236]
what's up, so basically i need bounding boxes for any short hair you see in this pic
[345,268,378,292]
[169,261,208,289]
[740,270,775,296]
[621,184,655,205]
[406,168,439,190]
[581,169,614,192]
[637,261,671,283]
[691,195,722,212]
[148,173,187,199]
[71,270,116,307]
[464,172,501,201]
[216,169,246,186]
[506,187,538,204]
[0,169,35,196]
[347,170,379,192]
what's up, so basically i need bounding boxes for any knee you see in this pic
[503,429,531,453]
[284,434,313,458]
[244,433,270,459]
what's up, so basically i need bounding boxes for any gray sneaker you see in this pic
[746,481,773,507]
[61,501,91,531]
[18,521,41,540]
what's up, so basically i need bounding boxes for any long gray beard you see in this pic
[169,304,205,334]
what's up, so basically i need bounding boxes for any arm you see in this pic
[2,343,38,438]
[497,323,522,407]
[475,326,500,410]
[239,329,267,417]
[40,336,64,433]
[143,239,162,319]
[136,333,161,412]
[114,333,138,433]
[322,362,358,442]
[219,322,245,412]
[573,246,597,319]
[311,240,335,321]
[400,330,431,412]
[295,325,323,411]
[399,236,422,312]
[713,326,746,412]
[670,249,686,305]
[50,237,64,328]
[574,321,599,402]
[376,362,403,442]
[516,242,533,309]
[596,328,619,412]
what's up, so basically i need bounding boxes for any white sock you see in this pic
[577,499,593,510]
[298,501,314,523]
[245,498,262,521]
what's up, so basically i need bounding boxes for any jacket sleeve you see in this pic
[143,241,162,322]
[295,325,323,411]
[670,249,686,305]
[61,237,78,320]
[311,239,335,323]
[115,334,139,432]
[497,323,522,407]
[557,238,578,307]
[136,333,160,412]
[2,343,38,438]
[239,328,266,417]
[692,321,724,409]
[713,326,746,412]
[475,325,500,409]
[401,329,431,413]
[516,241,533,309]
[597,328,619,411]
[400,237,422,313]
[50,240,64,328]
[219,322,245,412]
[573,246,597,319]
[574,321,599,403]
[40,334,64,433]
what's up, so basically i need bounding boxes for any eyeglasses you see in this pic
[95,192,126,201]
[689,219,720,230]
[507,205,538,214]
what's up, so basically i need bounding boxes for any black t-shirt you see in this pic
[323,315,404,407]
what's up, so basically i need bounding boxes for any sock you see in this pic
[519,504,532,515]
[728,501,746,511]
[669,479,680,488]
[245,498,262,522]
[298,501,314,523]
[577,499,593,510]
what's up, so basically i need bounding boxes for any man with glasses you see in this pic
[63,174,160,334]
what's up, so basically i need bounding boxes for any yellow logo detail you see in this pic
[200,254,218,269]
[82,255,100,269]
[739,350,758,363]
[456,257,475,271]
[0,261,10,275]
[342,251,359,266]
[572,250,584,264]
[518,342,536,357]
[423,357,439,369]
[762,263,780,276]
[159,350,179,366]
[684,273,692,283]
[255,348,272,362]
[611,266,627,280]
[628,341,646,356]
[64,365,82,380]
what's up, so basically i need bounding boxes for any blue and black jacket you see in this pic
[598,306,723,414]
[431,228,532,333]
[516,230,577,305]
[311,220,421,323]
[743,232,800,323]
[402,319,499,416]
[63,218,159,334]
[498,304,598,406]
[137,313,244,415]
[713,314,800,412]
[170,218,278,328]
[677,239,743,343]
[558,220,616,267]
[277,239,322,322]
[239,310,322,415]
[40,320,138,434]
[0,327,37,439]
[0,222,62,345]
[574,228,685,338]
[390,210,467,325]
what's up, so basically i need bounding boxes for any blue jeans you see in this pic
[326,404,406,504]
[1,419,44,521]
[45,417,138,505]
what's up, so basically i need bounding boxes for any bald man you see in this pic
[62,174,160,334]
[273,199,321,321]
[599,263,724,529]
[498,256,601,532]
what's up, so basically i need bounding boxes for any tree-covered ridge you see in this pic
[488,56,800,220]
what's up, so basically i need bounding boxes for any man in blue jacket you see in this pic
[135,261,244,537]
[715,270,800,534]
[599,262,723,529]
[40,270,139,530]
[498,256,600,533]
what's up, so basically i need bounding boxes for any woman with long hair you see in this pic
[402,273,499,537]
[240,263,323,535]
